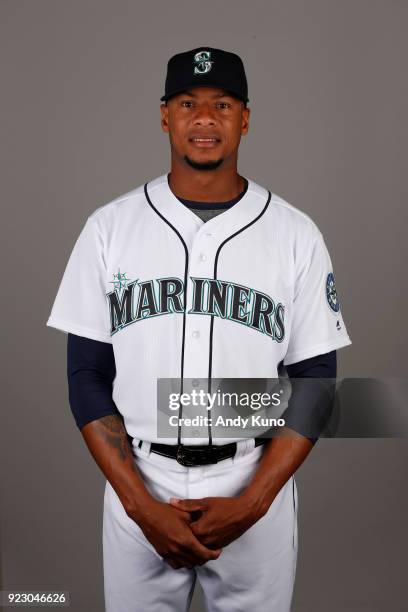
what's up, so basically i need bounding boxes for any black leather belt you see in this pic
[137,438,269,467]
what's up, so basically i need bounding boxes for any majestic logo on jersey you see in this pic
[106,274,285,342]
[326,272,340,313]
[193,50,213,75]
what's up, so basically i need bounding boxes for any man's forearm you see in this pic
[240,352,338,517]
[81,415,153,518]
[240,427,314,518]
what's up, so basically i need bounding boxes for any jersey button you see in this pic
[192,379,200,387]
[192,330,200,339]
[199,253,207,262]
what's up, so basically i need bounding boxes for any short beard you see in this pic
[184,155,224,171]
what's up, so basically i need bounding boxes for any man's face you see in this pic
[160,86,250,171]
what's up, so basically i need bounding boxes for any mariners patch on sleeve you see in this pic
[326,272,340,313]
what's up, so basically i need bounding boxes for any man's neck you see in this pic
[168,164,245,203]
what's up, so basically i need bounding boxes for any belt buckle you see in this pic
[176,444,218,467]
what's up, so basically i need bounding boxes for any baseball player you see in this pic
[46,47,352,611]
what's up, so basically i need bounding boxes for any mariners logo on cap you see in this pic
[193,50,213,75]
[326,272,340,313]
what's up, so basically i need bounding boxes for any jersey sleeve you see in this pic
[46,214,112,343]
[283,230,352,366]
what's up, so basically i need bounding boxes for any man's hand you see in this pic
[169,495,261,550]
[168,430,315,551]
[127,497,223,569]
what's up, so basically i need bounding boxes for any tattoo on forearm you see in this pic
[95,415,132,462]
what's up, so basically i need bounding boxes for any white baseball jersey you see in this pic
[46,173,352,444]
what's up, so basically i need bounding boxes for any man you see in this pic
[46,47,352,611]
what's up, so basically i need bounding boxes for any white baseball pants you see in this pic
[103,439,298,612]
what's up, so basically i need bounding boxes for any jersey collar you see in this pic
[144,173,271,248]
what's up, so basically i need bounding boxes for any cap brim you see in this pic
[160,84,248,104]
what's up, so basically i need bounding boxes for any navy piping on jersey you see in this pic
[144,181,189,446]
[144,180,271,447]
[207,190,272,444]
[144,176,250,446]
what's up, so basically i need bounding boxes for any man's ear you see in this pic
[241,106,250,136]
[160,103,169,133]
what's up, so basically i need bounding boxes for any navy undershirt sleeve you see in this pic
[284,350,337,444]
[67,333,120,430]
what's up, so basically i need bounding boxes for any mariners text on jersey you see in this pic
[106,275,285,341]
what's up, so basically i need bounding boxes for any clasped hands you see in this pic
[134,493,264,570]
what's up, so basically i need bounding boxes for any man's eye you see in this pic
[216,102,231,109]
[181,101,194,108]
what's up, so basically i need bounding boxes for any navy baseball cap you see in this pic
[161,47,249,105]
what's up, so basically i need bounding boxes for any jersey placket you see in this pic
[183,227,217,380]
[144,175,272,445]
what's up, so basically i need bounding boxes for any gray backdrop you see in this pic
[1,0,407,610]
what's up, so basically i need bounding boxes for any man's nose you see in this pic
[193,104,216,125]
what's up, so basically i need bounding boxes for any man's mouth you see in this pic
[189,137,221,148]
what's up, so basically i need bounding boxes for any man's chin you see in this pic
[184,155,224,171]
